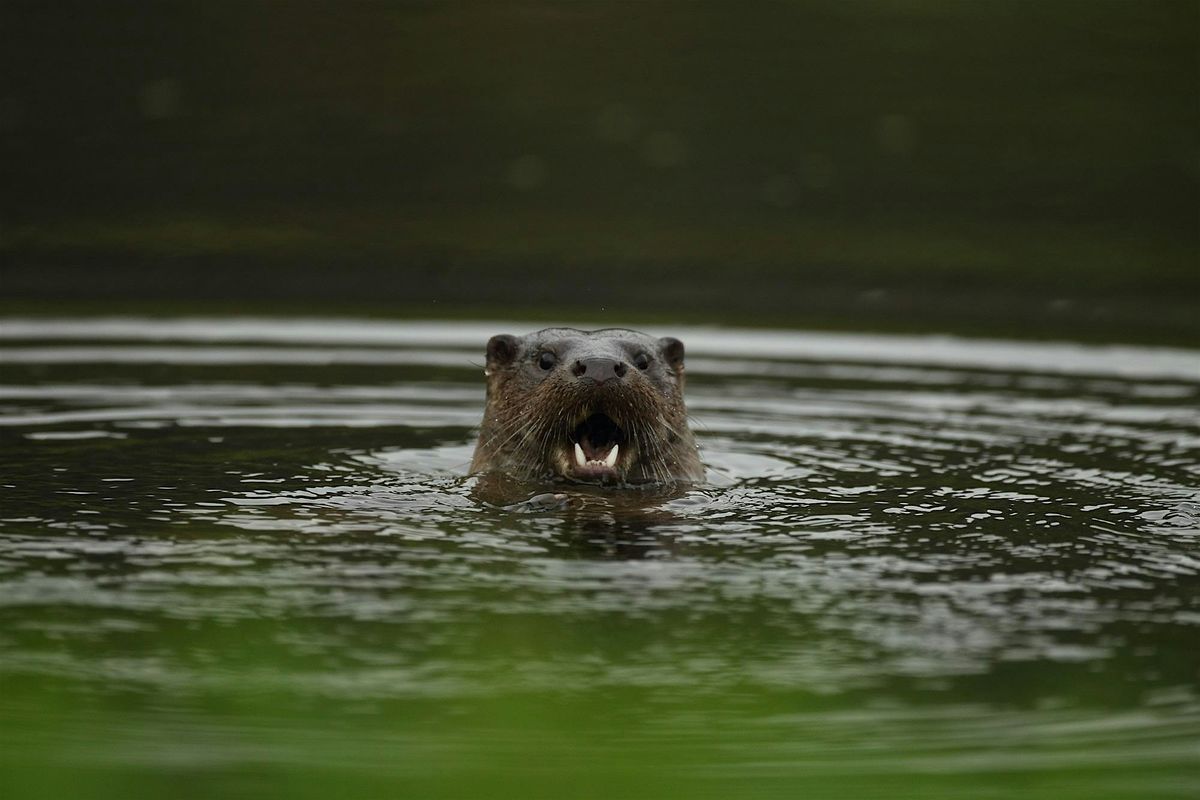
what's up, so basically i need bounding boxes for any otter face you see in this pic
[470,328,704,485]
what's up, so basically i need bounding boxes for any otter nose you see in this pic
[572,357,627,383]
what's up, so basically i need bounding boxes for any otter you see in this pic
[470,328,704,485]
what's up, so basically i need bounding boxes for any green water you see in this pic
[1,319,1198,799]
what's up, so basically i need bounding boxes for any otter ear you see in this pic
[659,336,685,370]
[486,334,521,370]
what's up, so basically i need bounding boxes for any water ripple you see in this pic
[2,317,1198,786]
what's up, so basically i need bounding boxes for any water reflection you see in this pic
[1,318,1198,790]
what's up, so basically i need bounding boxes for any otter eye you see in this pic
[634,352,651,371]
[538,351,557,370]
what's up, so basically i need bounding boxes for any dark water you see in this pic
[1,318,1198,799]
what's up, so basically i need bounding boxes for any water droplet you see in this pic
[641,131,687,168]
[506,155,547,190]
[596,104,638,143]
[139,78,182,120]
[762,174,797,208]
[876,113,917,155]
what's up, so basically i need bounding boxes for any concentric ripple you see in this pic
[1,317,1198,798]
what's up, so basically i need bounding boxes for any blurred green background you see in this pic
[1,1,1196,340]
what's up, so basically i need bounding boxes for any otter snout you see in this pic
[571,357,628,384]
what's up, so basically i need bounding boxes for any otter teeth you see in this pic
[573,441,620,469]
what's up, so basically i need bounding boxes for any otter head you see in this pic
[470,328,704,485]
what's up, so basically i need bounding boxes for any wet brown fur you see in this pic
[470,328,704,485]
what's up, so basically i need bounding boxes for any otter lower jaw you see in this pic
[565,412,625,482]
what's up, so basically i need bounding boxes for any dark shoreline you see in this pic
[4,255,1196,347]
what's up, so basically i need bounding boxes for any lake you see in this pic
[1,317,1198,799]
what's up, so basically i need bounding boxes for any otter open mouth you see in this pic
[569,412,625,480]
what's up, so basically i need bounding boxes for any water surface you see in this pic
[1,318,1198,799]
